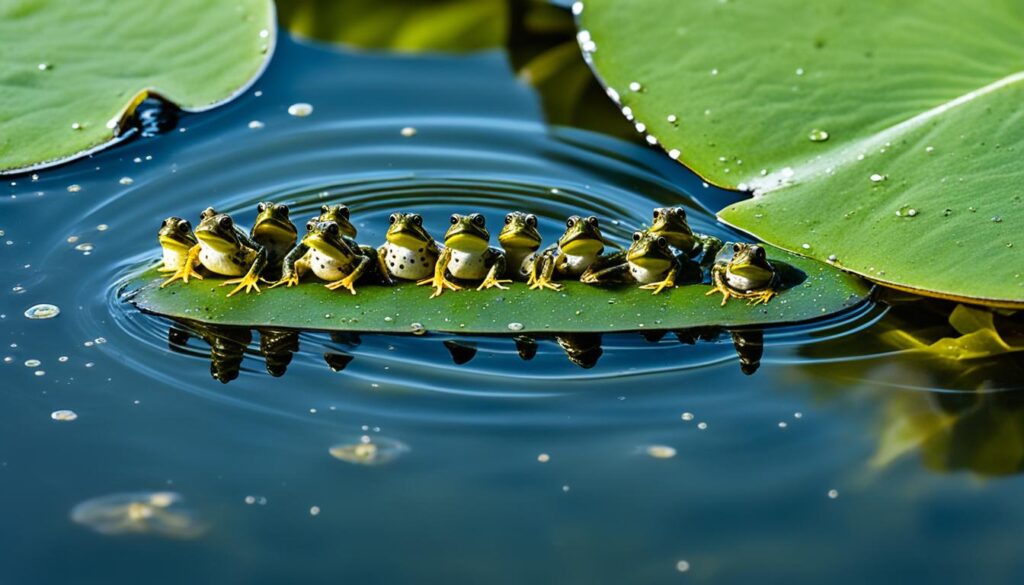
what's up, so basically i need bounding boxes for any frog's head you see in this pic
[316,204,357,239]
[498,211,541,251]
[302,221,355,262]
[728,243,774,285]
[252,202,297,242]
[157,216,197,251]
[558,215,604,256]
[650,206,695,249]
[444,213,490,253]
[385,212,432,249]
[626,230,673,270]
[195,207,242,252]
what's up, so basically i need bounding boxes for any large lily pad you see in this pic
[123,246,868,334]
[0,0,275,173]
[577,0,1024,307]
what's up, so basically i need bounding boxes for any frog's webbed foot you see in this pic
[325,274,359,295]
[639,277,676,295]
[268,274,300,289]
[528,274,562,292]
[222,272,262,297]
[416,274,462,298]
[704,283,731,306]
[476,274,512,291]
[160,247,203,288]
[747,289,776,306]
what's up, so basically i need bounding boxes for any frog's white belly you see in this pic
[307,250,350,281]
[725,269,758,291]
[383,243,434,280]
[162,247,188,270]
[199,243,253,276]
[559,251,597,278]
[628,262,666,284]
[505,249,537,280]
[448,249,487,280]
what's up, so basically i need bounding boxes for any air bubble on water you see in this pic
[697,422,708,430]
[329,436,407,465]
[309,506,321,516]
[51,409,77,421]
[828,489,839,499]
[24,303,60,319]
[676,561,691,573]
[119,177,133,185]
[287,103,313,117]
[75,243,94,252]
[808,129,829,142]
[67,184,81,193]
[400,126,417,137]
[247,120,264,129]
[537,453,551,463]
[681,412,694,421]
[645,445,676,459]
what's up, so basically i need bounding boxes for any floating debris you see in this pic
[248,120,265,129]
[67,184,81,193]
[309,506,321,516]
[50,409,77,421]
[71,492,204,537]
[696,422,708,430]
[680,412,694,421]
[24,359,41,368]
[827,489,839,499]
[537,453,550,463]
[808,129,829,142]
[400,126,417,137]
[75,243,94,253]
[118,177,133,186]
[97,224,109,231]
[778,421,788,429]
[329,436,407,466]
[287,102,313,117]
[676,560,691,573]
[24,303,60,320]
[646,445,677,459]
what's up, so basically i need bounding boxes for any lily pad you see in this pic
[0,0,275,173]
[577,0,1024,307]
[122,246,869,334]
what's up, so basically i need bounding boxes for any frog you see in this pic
[705,242,778,305]
[580,229,681,294]
[276,204,378,282]
[250,201,297,271]
[160,207,268,297]
[270,220,380,294]
[497,211,542,281]
[585,206,722,276]
[528,215,615,291]
[156,216,198,275]
[377,212,441,285]
[419,213,510,298]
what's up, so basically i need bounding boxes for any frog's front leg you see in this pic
[704,266,733,306]
[374,245,396,286]
[579,261,630,285]
[223,236,268,297]
[477,251,512,291]
[528,252,562,291]
[639,260,680,295]
[269,248,310,289]
[160,244,203,288]
[417,248,461,298]
[325,256,371,295]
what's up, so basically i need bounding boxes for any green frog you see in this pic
[650,206,721,260]
[161,207,268,297]
[580,230,681,294]
[271,220,380,294]
[497,211,542,281]
[420,213,509,298]
[378,212,441,284]
[529,215,614,291]
[250,201,297,270]
[276,203,377,281]
[156,216,198,275]
[706,243,778,305]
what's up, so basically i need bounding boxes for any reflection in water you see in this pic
[162,318,765,382]
[70,492,204,538]
[329,436,409,466]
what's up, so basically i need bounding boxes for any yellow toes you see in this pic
[477,278,512,291]
[222,275,261,297]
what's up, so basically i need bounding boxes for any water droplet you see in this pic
[71,122,82,130]
[992,216,1003,223]
[38,63,50,71]
[666,114,677,123]
[646,445,676,459]
[75,243,94,252]
[869,173,885,182]
[537,453,550,463]
[119,177,133,185]
[925,146,935,153]
[896,205,918,218]
[827,254,837,262]
[24,359,41,367]
[676,560,691,573]
[287,102,313,117]
[400,126,417,137]
[710,68,719,76]
[634,122,646,133]
[808,129,829,142]
[51,409,77,421]
[645,135,658,145]
[778,421,788,429]
[507,322,524,331]
[628,81,642,91]
[24,303,59,319]
[259,29,270,39]
[67,184,81,193]
[571,1,583,15]
[409,322,426,335]
[681,412,694,421]
[247,120,264,129]
[827,489,839,499]
[801,243,811,249]
[309,506,321,516]
[697,422,708,430]
[668,149,680,160]
[329,436,407,465]
[795,67,805,76]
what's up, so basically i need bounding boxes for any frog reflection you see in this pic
[167,320,251,383]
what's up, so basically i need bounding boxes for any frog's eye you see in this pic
[389,213,399,224]
[566,217,576,228]
[257,202,266,212]
[675,207,687,218]
[201,207,216,220]
[306,220,316,231]
[504,214,513,225]
[412,214,423,226]
[321,204,330,214]
[652,209,661,219]
[586,216,599,226]
[326,222,339,236]
[657,237,668,248]
[219,216,232,230]
[755,246,766,260]
[733,243,741,253]
[526,214,537,227]
[338,205,350,219]
[632,231,642,242]
[471,214,485,227]
[177,220,191,233]
[275,203,289,216]
[450,214,460,225]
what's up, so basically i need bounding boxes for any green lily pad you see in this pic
[123,246,869,334]
[577,0,1024,307]
[0,0,275,173]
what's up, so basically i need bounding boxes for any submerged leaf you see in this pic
[882,305,1022,360]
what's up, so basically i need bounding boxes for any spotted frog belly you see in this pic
[308,250,352,281]
[448,249,487,280]
[199,244,254,276]
[383,243,433,280]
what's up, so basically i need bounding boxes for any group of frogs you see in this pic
[157,203,779,305]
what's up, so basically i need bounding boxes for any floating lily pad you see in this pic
[123,245,869,334]
[577,0,1024,307]
[0,0,275,173]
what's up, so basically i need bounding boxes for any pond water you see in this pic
[3,36,1024,584]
